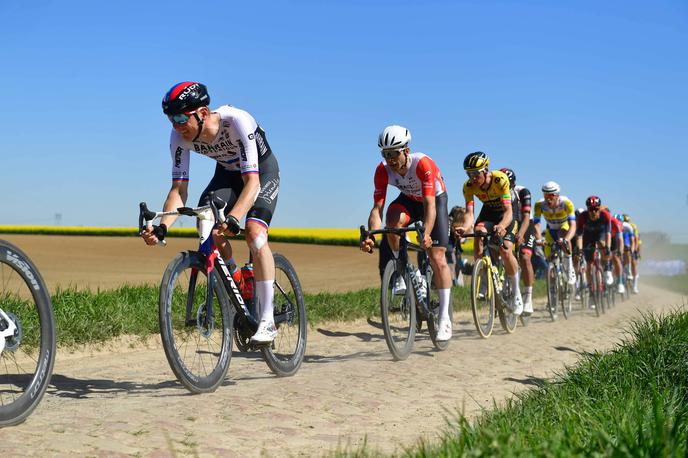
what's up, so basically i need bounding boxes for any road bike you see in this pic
[139,193,307,393]
[360,223,451,361]
[573,247,589,311]
[588,246,610,316]
[0,240,55,427]
[464,231,518,338]
[540,239,573,321]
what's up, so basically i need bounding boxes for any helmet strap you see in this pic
[191,112,204,142]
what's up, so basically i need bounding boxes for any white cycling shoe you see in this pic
[509,294,524,316]
[251,320,277,344]
[567,267,576,286]
[523,299,533,316]
[617,283,626,295]
[392,276,407,296]
[605,270,614,286]
[436,317,452,341]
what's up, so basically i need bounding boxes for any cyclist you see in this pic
[575,196,612,305]
[624,214,640,294]
[448,206,470,286]
[618,213,636,293]
[533,181,577,286]
[141,81,281,344]
[454,152,524,315]
[360,125,453,341]
[500,168,535,315]
[600,205,625,294]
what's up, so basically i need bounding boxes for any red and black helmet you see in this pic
[499,168,516,188]
[162,82,210,115]
[585,195,602,209]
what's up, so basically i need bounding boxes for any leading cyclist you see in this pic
[360,125,453,341]
[141,81,281,344]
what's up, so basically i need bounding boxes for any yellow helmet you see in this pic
[623,214,631,222]
[463,151,490,171]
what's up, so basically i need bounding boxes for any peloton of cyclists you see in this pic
[360,125,454,341]
[499,168,536,316]
[533,181,577,286]
[141,81,281,344]
[454,152,524,315]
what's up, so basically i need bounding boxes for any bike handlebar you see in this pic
[138,192,239,246]
[359,221,425,245]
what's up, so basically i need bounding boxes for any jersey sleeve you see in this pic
[519,188,532,214]
[533,200,543,224]
[462,180,475,209]
[565,199,576,221]
[575,213,585,236]
[170,132,190,182]
[415,156,437,197]
[231,111,260,175]
[494,175,511,207]
[373,163,388,205]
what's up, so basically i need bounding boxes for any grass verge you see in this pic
[337,308,688,457]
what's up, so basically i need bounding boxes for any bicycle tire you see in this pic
[559,271,572,319]
[0,240,56,427]
[380,260,416,360]
[546,263,558,321]
[470,257,494,338]
[426,266,451,351]
[260,253,307,377]
[159,251,233,394]
[591,265,601,317]
[497,287,517,334]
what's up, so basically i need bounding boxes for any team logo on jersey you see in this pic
[174,147,183,167]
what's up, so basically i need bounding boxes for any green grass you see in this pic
[5,277,547,348]
[336,309,688,457]
[644,274,688,296]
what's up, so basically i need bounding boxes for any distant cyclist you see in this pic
[141,81,281,344]
[360,125,453,341]
[454,152,524,315]
[533,181,577,285]
[575,196,612,304]
[624,214,641,294]
[600,205,625,294]
[500,168,535,316]
[617,213,636,293]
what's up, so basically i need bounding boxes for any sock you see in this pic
[524,286,533,303]
[256,280,275,323]
[439,288,451,320]
[509,275,521,296]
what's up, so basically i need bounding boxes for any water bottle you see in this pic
[241,263,255,300]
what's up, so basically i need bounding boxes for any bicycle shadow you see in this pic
[45,373,235,399]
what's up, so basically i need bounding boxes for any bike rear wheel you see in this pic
[380,260,416,360]
[260,253,307,377]
[559,271,572,319]
[0,240,56,427]
[546,263,558,321]
[470,257,494,338]
[159,251,233,393]
[497,280,517,334]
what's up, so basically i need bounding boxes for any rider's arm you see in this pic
[459,181,475,233]
[367,201,384,232]
[564,200,576,241]
[228,173,260,222]
[160,180,189,228]
[422,194,436,239]
[499,199,513,230]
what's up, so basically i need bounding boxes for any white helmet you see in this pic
[378,125,411,149]
[541,181,560,194]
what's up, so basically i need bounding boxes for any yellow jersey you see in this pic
[533,195,575,230]
[463,170,511,212]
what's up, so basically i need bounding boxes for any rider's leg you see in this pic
[501,241,523,314]
[384,203,410,257]
[428,246,452,321]
[519,248,534,312]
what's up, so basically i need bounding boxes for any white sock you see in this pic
[524,286,533,303]
[256,280,275,323]
[509,275,521,296]
[439,288,451,320]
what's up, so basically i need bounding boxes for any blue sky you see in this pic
[1,1,687,241]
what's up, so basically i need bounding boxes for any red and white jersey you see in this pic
[373,153,447,204]
[170,105,272,182]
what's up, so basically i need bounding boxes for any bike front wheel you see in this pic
[260,253,307,377]
[559,271,572,319]
[0,240,56,427]
[470,257,494,338]
[159,251,233,394]
[546,263,558,321]
[380,260,416,360]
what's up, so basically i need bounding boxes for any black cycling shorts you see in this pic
[387,192,449,248]
[519,221,537,255]
[476,207,517,244]
[198,154,280,228]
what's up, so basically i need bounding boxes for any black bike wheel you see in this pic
[497,283,518,334]
[426,266,451,351]
[380,260,416,360]
[559,272,571,320]
[591,266,601,317]
[261,253,307,377]
[0,240,56,427]
[546,263,558,321]
[159,251,233,394]
[470,257,494,338]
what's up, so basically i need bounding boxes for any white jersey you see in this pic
[170,105,272,181]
